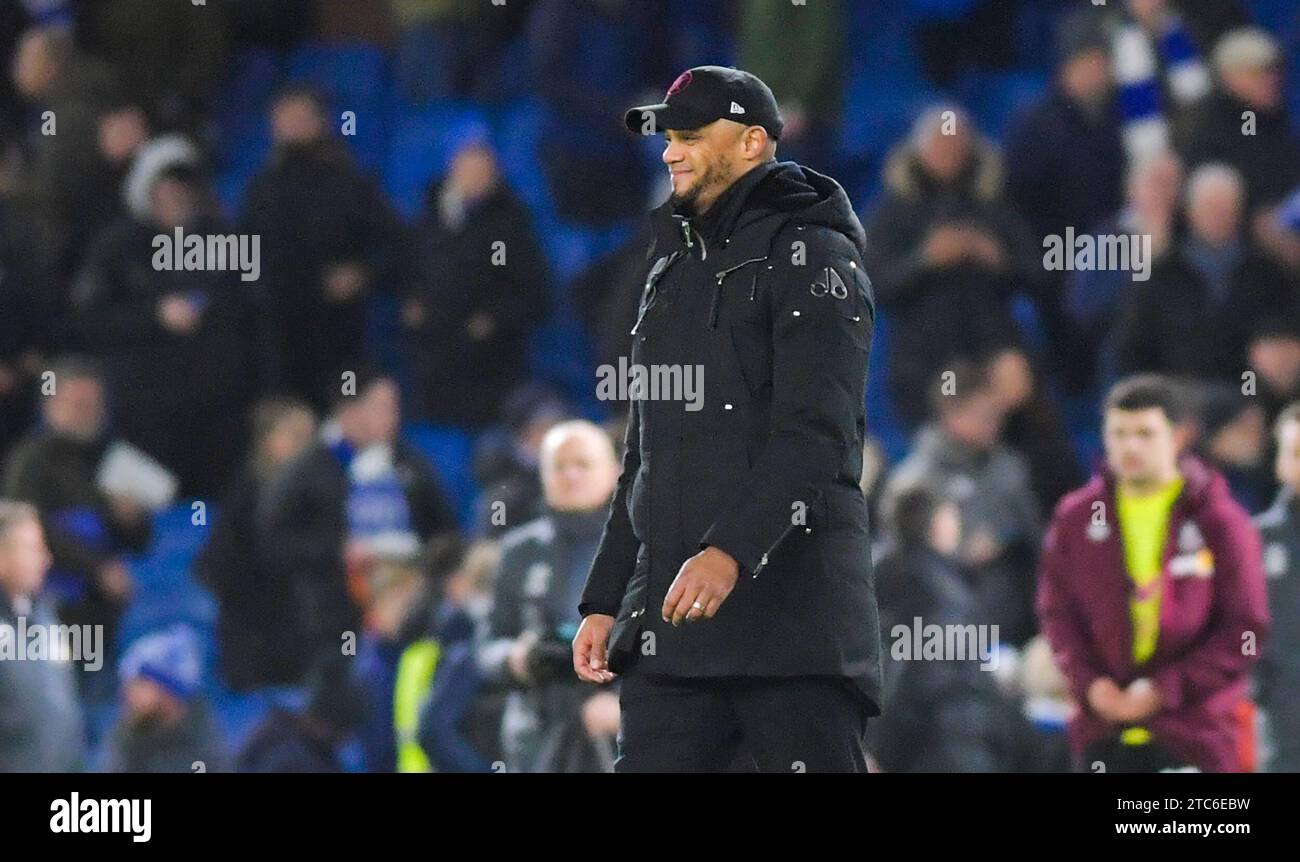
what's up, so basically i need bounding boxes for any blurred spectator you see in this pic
[527,0,664,223]
[9,26,124,318]
[1007,7,1125,258]
[1110,163,1299,385]
[472,383,570,537]
[242,85,404,411]
[74,0,229,132]
[418,540,505,772]
[3,356,149,642]
[736,0,844,171]
[0,201,45,459]
[984,348,1085,515]
[1005,8,1124,369]
[865,105,1039,426]
[1250,325,1300,433]
[401,140,550,428]
[1037,374,1268,772]
[1067,149,1183,390]
[236,652,366,773]
[882,362,1042,645]
[194,397,317,691]
[1179,27,1300,214]
[478,420,620,772]
[71,135,262,497]
[0,500,87,772]
[870,483,1041,772]
[101,624,229,773]
[257,373,456,682]
[1254,403,1300,772]
[354,552,433,772]
[1189,383,1271,512]
[1109,0,1211,164]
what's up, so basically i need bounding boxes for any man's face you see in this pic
[1062,49,1113,107]
[541,430,618,512]
[0,518,51,598]
[341,380,401,448]
[1223,64,1283,112]
[1187,179,1243,247]
[150,176,198,229]
[46,376,104,441]
[662,120,748,216]
[271,96,325,146]
[1104,407,1182,484]
[917,127,970,184]
[1276,419,1300,490]
[123,677,184,727]
[941,392,1003,451]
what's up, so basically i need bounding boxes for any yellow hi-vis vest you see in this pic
[394,639,441,773]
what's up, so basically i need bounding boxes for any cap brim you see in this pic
[624,103,714,136]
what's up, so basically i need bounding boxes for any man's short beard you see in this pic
[671,159,733,217]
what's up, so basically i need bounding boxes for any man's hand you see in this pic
[1086,677,1126,722]
[1122,678,1162,722]
[508,630,539,685]
[662,546,738,626]
[581,690,621,740]
[573,614,616,684]
[96,559,134,604]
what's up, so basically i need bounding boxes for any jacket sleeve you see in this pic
[1035,506,1109,705]
[700,225,872,574]
[579,400,642,618]
[1151,503,1270,711]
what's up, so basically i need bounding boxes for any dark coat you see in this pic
[194,465,303,690]
[1004,88,1126,251]
[1253,488,1300,772]
[871,543,1037,772]
[1036,455,1270,772]
[1179,90,1300,211]
[1111,243,1299,383]
[241,141,404,410]
[405,179,549,427]
[71,212,262,496]
[256,438,457,675]
[864,142,1038,426]
[579,160,882,712]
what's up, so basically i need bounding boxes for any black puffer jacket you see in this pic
[579,159,882,712]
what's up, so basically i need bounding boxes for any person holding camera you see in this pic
[478,420,621,772]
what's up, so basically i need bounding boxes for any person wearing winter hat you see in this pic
[100,624,230,773]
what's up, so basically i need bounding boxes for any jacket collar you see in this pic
[649,159,781,258]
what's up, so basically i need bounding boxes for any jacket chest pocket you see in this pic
[723,266,774,398]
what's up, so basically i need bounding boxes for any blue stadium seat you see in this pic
[402,423,479,530]
[384,103,491,220]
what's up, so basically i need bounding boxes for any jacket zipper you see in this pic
[707,255,769,330]
[751,489,823,578]
[630,252,680,335]
[751,520,796,578]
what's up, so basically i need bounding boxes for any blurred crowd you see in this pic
[0,0,1298,772]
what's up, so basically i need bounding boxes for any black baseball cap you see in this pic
[624,66,784,139]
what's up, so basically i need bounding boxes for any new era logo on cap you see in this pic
[624,65,784,139]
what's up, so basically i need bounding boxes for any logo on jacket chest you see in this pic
[1168,521,1214,579]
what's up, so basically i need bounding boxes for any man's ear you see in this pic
[743,126,769,159]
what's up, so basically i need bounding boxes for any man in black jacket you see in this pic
[571,66,881,773]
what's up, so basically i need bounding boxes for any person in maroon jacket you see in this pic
[1037,374,1269,772]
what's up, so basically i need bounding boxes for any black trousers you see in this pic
[615,668,871,773]
[1081,737,1198,773]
